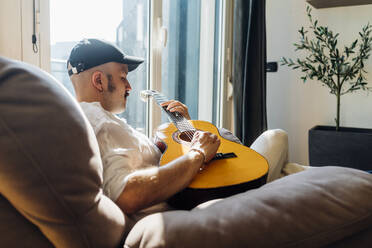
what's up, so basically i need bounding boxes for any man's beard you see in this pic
[107,77,116,92]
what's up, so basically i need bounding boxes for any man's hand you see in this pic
[190,131,220,163]
[116,130,220,214]
[161,100,191,120]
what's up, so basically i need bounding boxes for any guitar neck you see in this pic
[149,91,196,133]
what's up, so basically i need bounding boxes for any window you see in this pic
[161,0,201,121]
[49,0,228,135]
[50,0,148,133]
[50,0,125,93]
[160,0,224,125]
[116,0,149,133]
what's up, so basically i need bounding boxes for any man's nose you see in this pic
[126,81,132,91]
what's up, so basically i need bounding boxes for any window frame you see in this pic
[43,0,233,137]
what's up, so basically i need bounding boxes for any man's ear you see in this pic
[91,71,105,92]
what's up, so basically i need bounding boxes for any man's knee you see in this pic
[251,129,288,151]
[262,129,288,146]
[251,129,289,182]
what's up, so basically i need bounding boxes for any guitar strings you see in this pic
[172,114,196,141]
[154,94,196,142]
[165,107,196,141]
[167,110,195,140]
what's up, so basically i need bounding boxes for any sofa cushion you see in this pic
[125,166,372,248]
[0,56,127,247]
[0,195,54,247]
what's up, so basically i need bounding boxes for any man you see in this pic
[67,39,220,216]
[67,39,296,220]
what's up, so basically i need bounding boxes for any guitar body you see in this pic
[155,120,269,209]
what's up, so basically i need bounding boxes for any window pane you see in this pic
[50,0,149,133]
[161,0,201,122]
[213,0,223,125]
[117,0,149,133]
[161,0,223,126]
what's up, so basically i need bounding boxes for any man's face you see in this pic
[101,62,131,114]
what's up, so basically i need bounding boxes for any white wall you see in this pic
[0,0,22,60]
[0,0,50,71]
[267,0,372,165]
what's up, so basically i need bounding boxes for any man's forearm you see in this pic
[116,150,204,214]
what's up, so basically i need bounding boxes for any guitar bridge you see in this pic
[213,152,237,160]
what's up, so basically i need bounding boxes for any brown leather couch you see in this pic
[0,56,371,248]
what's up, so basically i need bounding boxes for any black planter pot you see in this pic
[309,125,372,171]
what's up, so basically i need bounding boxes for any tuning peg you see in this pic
[140,90,151,102]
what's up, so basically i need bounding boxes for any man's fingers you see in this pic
[194,131,219,143]
[169,106,184,113]
[164,101,187,113]
[168,102,186,111]
[160,100,191,120]
[193,131,200,137]
[160,100,182,108]
[160,100,173,107]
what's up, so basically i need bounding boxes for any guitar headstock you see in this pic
[140,90,159,102]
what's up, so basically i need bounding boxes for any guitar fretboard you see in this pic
[148,91,196,135]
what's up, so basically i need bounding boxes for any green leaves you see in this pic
[282,7,372,94]
[298,27,307,38]
[281,6,372,130]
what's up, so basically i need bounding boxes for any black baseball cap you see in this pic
[67,38,144,76]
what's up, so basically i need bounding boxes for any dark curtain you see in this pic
[232,0,267,146]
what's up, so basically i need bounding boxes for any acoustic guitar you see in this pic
[141,90,269,209]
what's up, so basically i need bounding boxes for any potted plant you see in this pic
[281,6,372,170]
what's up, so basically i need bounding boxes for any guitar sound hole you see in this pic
[172,130,196,145]
[179,132,193,142]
